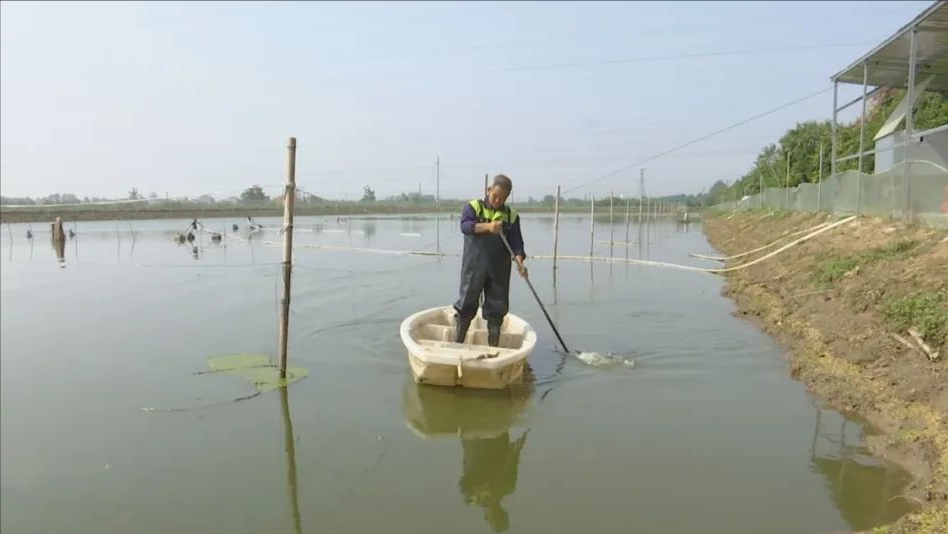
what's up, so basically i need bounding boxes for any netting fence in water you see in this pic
[716,161,948,228]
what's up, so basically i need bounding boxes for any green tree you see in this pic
[361,185,376,202]
[240,185,270,205]
[708,89,948,204]
[706,180,730,205]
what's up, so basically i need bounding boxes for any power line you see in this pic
[562,86,833,195]
[484,42,873,74]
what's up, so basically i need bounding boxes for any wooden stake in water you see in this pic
[638,170,645,230]
[625,197,631,245]
[589,195,595,258]
[278,137,297,379]
[436,155,441,256]
[609,192,614,257]
[646,196,651,244]
[552,185,561,274]
[479,172,490,309]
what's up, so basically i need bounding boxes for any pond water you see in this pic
[0,214,914,533]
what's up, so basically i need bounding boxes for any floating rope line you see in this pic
[261,240,459,257]
[139,390,263,413]
[594,240,651,247]
[532,216,856,274]
[233,216,852,273]
[689,219,831,262]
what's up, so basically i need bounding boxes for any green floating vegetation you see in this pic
[207,353,308,392]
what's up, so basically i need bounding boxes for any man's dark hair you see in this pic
[492,174,513,193]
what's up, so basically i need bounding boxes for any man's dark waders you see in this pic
[454,199,519,347]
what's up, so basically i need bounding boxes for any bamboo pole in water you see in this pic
[552,185,560,273]
[625,197,631,245]
[646,196,651,245]
[479,173,489,309]
[436,155,440,256]
[609,191,614,257]
[278,137,297,379]
[589,195,595,258]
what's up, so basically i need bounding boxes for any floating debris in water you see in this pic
[140,354,308,413]
[205,353,308,392]
[574,351,635,368]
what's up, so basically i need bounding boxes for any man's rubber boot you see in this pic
[455,315,472,344]
[488,322,501,347]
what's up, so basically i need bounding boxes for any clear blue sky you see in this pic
[0,1,933,201]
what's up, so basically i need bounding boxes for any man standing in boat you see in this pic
[454,174,528,347]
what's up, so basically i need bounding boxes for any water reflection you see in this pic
[402,379,534,532]
[808,403,916,531]
[52,237,66,267]
[362,222,376,242]
[280,386,303,534]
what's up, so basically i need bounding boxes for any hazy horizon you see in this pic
[0,1,931,202]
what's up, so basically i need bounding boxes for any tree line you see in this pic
[704,88,948,206]
[4,184,703,209]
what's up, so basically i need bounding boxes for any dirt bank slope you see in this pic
[704,211,947,534]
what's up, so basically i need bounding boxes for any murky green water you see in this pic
[1,214,915,533]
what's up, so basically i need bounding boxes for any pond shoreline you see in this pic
[704,211,948,534]
[0,205,698,224]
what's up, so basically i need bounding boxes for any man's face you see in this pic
[486,185,510,208]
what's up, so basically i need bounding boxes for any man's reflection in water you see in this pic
[52,236,66,267]
[402,367,535,533]
[458,428,529,532]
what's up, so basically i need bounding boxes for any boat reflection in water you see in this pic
[402,374,535,533]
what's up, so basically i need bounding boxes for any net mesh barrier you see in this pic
[713,161,948,229]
